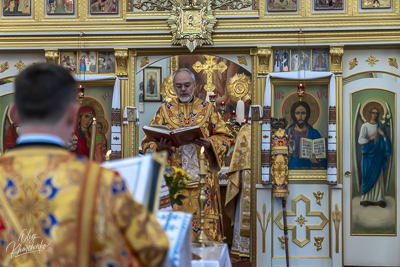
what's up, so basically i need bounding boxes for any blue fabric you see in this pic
[287,125,328,170]
[361,124,391,195]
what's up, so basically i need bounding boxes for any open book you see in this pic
[143,125,205,148]
[102,151,167,213]
[299,137,327,160]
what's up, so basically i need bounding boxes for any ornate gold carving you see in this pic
[329,46,344,74]
[140,56,149,68]
[114,49,129,76]
[388,57,398,69]
[313,191,324,205]
[167,2,217,52]
[366,55,379,67]
[256,203,271,253]
[332,203,342,253]
[161,74,176,102]
[44,49,59,65]
[133,0,172,11]
[314,236,324,251]
[192,55,227,92]
[278,236,285,250]
[349,57,358,70]
[1,62,9,73]
[274,194,328,248]
[131,0,251,11]
[237,56,248,66]
[171,56,178,72]
[295,214,307,227]
[14,60,26,72]
[257,47,272,75]
[227,73,251,102]
[212,0,252,9]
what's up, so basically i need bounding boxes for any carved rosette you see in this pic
[329,46,344,74]
[114,49,129,76]
[257,47,272,75]
[227,73,251,102]
[167,2,217,52]
[44,49,59,65]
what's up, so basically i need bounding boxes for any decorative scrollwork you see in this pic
[161,74,176,102]
[1,62,9,73]
[132,0,172,11]
[314,236,324,251]
[211,0,252,10]
[131,0,252,11]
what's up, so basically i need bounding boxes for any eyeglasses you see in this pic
[174,82,194,89]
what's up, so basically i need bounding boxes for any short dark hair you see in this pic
[14,63,77,124]
[289,101,311,127]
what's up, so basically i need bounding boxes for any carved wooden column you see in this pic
[250,46,272,267]
[114,48,132,158]
[329,45,344,185]
[44,49,59,64]
[329,45,344,267]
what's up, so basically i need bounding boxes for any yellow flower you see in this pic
[187,175,191,180]
[180,169,187,177]
[172,166,179,174]
[183,180,188,185]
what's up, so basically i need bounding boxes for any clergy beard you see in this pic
[179,95,193,103]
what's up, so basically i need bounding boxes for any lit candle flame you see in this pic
[106,150,112,156]
[201,146,205,154]
[93,117,96,121]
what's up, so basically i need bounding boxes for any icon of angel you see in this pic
[352,100,393,208]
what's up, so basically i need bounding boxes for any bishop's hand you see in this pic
[155,137,173,151]
[194,137,211,149]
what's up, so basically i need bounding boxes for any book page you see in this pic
[300,138,313,159]
[102,153,165,213]
[312,138,327,159]
[144,125,171,134]
[173,125,200,133]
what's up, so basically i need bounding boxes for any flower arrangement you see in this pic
[164,166,192,206]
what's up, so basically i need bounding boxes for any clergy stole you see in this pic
[225,124,251,256]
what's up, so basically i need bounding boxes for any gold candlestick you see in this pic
[194,147,209,244]
[89,118,97,160]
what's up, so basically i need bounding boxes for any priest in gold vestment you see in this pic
[225,123,251,256]
[0,63,169,267]
[142,68,233,242]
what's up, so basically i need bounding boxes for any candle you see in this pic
[231,110,236,116]
[199,146,205,175]
[221,101,225,106]
[105,150,112,161]
[241,120,246,125]
[89,118,97,161]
